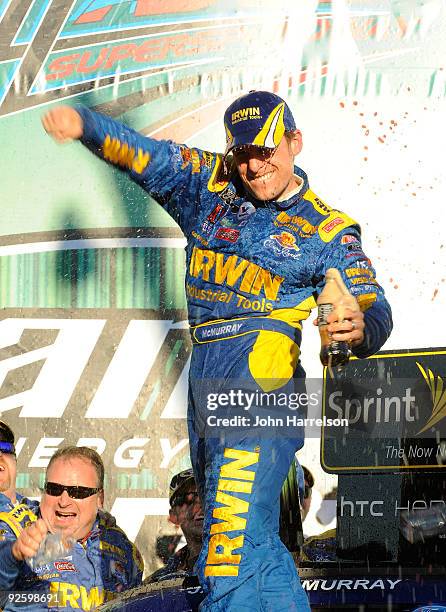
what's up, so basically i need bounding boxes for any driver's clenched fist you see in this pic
[12,519,48,561]
[42,106,84,143]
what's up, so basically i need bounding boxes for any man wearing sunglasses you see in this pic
[0,446,143,609]
[148,469,204,583]
[42,90,392,611]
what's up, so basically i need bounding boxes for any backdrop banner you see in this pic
[1,0,445,572]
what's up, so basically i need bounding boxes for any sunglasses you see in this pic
[44,481,102,500]
[231,145,275,163]
[0,441,15,455]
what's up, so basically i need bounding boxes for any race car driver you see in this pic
[42,91,392,611]
[0,446,143,610]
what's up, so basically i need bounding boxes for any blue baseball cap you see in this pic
[224,91,296,155]
[0,421,15,454]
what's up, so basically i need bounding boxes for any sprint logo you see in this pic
[417,363,446,434]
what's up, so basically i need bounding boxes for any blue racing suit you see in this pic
[0,492,39,514]
[0,502,143,611]
[75,105,392,611]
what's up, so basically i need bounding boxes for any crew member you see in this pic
[148,468,203,583]
[0,446,143,610]
[0,421,38,514]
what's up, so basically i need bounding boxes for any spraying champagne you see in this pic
[317,268,360,368]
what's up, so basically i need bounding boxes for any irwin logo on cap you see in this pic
[231,107,260,124]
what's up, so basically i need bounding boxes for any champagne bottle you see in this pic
[317,268,358,368]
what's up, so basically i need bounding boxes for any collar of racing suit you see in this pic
[77,519,101,546]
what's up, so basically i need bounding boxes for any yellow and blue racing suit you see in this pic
[0,502,143,610]
[74,106,392,611]
[0,492,39,514]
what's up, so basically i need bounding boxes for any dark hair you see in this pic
[302,466,314,489]
[47,446,104,488]
[0,421,14,444]
[284,130,299,143]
